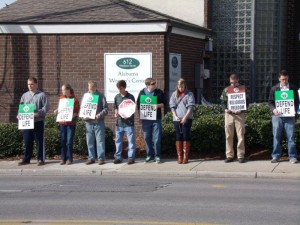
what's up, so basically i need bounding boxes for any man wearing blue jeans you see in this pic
[83,81,108,165]
[137,78,165,163]
[18,77,49,166]
[268,70,299,164]
[113,80,136,165]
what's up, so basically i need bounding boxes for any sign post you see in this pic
[18,104,34,129]
[139,95,157,120]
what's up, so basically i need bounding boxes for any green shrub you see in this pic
[0,123,23,158]
[44,127,60,157]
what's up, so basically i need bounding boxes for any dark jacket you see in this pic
[137,88,165,120]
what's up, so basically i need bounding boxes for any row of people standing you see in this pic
[17,76,195,166]
[17,70,298,166]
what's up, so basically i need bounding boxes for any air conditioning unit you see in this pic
[203,69,210,79]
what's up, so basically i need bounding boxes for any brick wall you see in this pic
[0,33,165,134]
[169,33,205,102]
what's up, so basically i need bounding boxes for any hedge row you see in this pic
[162,103,300,156]
[0,115,115,159]
[0,103,299,159]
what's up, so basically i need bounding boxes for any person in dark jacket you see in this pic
[268,70,299,164]
[137,78,165,164]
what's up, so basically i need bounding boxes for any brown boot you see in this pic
[183,141,190,164]
[176,141,183,164]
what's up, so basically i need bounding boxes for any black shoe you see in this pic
[113,158,122,164]
[60,160,66,165]
[238,158,246,163]
[224,157,234,163]
[127,159,135,165]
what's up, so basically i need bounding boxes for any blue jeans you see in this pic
[272,116,297,159]
[114,126,136,161]
[59,124,76,162]
[173,119,193,141]
[22,121,45,162]
[142,120,162,158]
[85,120,105,161]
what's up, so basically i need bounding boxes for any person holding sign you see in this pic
[268,70,299,164]
[17,77,49,166]
[113,80,136,165]
[220,74,247,163]
[54,84,80,165]
[137,78,165,164]
[81,81,108,165]
[169,78,195,164]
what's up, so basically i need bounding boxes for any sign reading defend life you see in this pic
[56,98,74,122]
[18,104,34,129]
[139,95,157,120]
[275,90,295,117]
[118,99,136,119]
[79,93,99,119]
[227,85,247,110]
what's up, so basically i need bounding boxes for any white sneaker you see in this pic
[289,158,298,164]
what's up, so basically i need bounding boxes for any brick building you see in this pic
[0,0,212,131]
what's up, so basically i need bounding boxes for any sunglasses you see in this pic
[149,82,156,85]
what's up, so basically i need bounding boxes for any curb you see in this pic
[0,168,299,179]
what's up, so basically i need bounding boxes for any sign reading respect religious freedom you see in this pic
[275,90,295,117]
[18,104,34,129]
[139,95,157,120]
[227,85,247,110]
[79,93,99,119]
[118,99,136,119]
[104,53,152,103]
[56,98,74,122]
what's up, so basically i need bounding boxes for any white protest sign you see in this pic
[56,98,74,122]
[79,93,99,119]
[139,95,157,120]
[275,90,295,117]
[118,99,136,119]
[18,104,34,129]
[227,85,247,111]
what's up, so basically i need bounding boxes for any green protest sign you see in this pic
[56,98,74,122]
[275,90,295,117]
[18,104,34,129]
[139,95,157,120]
[79,93,99,119]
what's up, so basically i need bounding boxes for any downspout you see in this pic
[164,22,172,112]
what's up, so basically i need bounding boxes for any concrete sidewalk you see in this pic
[0,159,299,179]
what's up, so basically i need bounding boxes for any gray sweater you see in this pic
[169,90,195,121]
[20,90,49,122]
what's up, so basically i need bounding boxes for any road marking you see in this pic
[0,190,22,193]
[0,219,222,225]
[211,184,226,189]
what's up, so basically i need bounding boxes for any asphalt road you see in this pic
[0,175,299,225]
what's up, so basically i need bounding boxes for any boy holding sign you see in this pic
[54,84,80,165]
[17,77,49,166]
[268,70,299,164]
[81,81,108,165]
[137,78,165,164]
